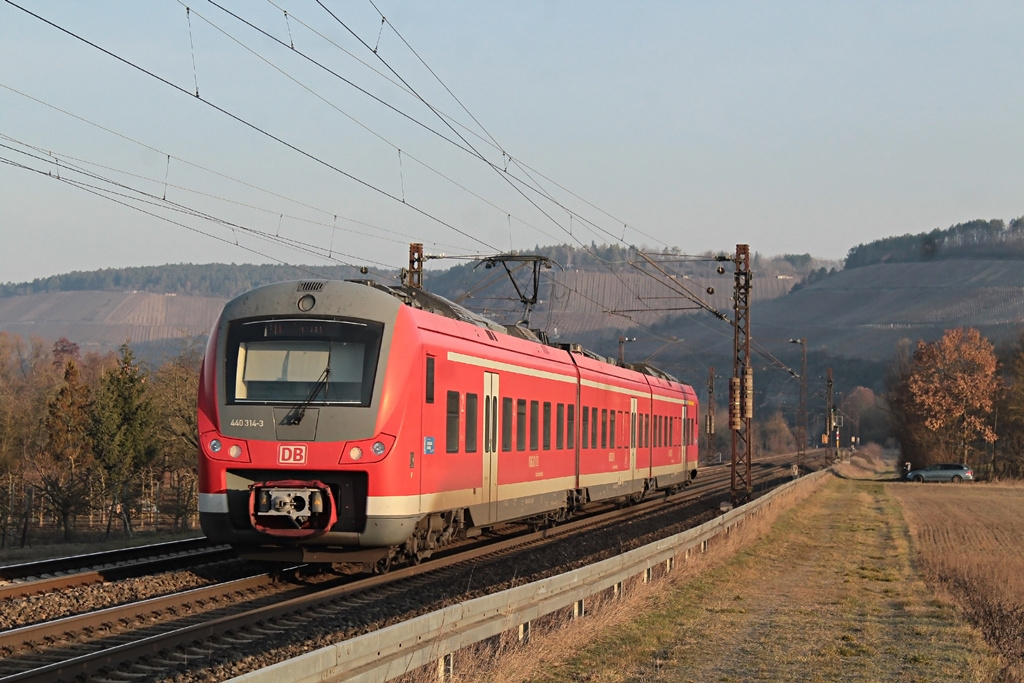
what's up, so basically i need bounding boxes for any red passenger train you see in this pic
[198,279,699,566]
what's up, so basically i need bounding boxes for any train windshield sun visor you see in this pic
[226,317,383,407]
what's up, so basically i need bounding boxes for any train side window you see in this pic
[643,413,649,448]
[582,406,590,449]
[425,356,435,404]
[542,402,551,450]
[446,391,460,453]
[555,403,564,449]
[601,408,608,449]
[670,416,675,447]
[655,415,661,448]
[502,397,513,452]
[516,399,527,451]
[530,400,539,451]
[591,407,598,447]
[567,405,575,449]
[465,393,479,453]
[609,410,616,449]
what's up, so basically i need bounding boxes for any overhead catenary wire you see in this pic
[0,152,352,280]
[181,0,576,252]
[5,2,719,345]
[0,139,398,276]
[0,129,458,255]
[271,0,669,254]
[6,1,659,322]
[0,80,460,253]
[4,0,501,256]
[314,1,653,277]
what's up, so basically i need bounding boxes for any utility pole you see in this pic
[826,367,835,463]
[618,336,636,366]
[730,245,753,506]
[789,339,807,475]
[706,367,716,463]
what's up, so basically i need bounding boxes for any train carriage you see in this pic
[198,279,698,565]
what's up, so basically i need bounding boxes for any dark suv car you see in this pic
[905,463,973,483]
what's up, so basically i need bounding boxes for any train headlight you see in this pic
[349,446,364,461]
[204,435,250,462]
[372,441,386,456]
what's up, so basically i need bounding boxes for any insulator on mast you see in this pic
[729,377,742,431]
[742,366,754,419]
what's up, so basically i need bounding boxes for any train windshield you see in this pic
[226,318,383,406]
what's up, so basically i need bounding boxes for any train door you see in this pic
[680,403,687,464]
[630,397,638,479]
[483,372,500,522]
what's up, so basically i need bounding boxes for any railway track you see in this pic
[0,454,814,682]
[0,538,235,601]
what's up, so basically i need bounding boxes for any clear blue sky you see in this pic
[2,1,1023,284]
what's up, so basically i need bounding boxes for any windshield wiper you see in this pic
[283,366,330,425]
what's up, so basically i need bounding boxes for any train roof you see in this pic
[340,279,679,383]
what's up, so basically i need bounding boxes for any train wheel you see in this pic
[373,555,392,574]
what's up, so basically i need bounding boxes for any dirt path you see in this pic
[525,477,1000,682]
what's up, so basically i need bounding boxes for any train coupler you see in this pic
[248,480,338,538]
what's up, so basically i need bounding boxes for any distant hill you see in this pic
[844,217,1024,268]
[0,263,801,358]
[0,246,828,361]
[652,258,1024,368]
[4,237,1024,421]
[0,263,367,299]
[0,290,226,355]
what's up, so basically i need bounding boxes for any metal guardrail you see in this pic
[230,470,830,683]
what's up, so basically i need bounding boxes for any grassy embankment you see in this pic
[418,448,1015,682]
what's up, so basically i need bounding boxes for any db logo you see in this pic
[278,444,308,465]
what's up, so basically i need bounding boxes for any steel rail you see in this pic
[0,537,214,581]
[0,546,236,601]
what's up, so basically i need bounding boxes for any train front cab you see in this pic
[197,282,431,561]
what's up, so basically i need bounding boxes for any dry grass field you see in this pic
[891,482,1024,681]
[399,465,1004,682]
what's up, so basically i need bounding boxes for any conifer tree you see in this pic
[35,360,94,540]
[90,342,156,537]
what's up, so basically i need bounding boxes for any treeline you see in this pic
[0,263,367,299]
[0,333,201,546]
[0,244,834,301]
[845,217,1024,269]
